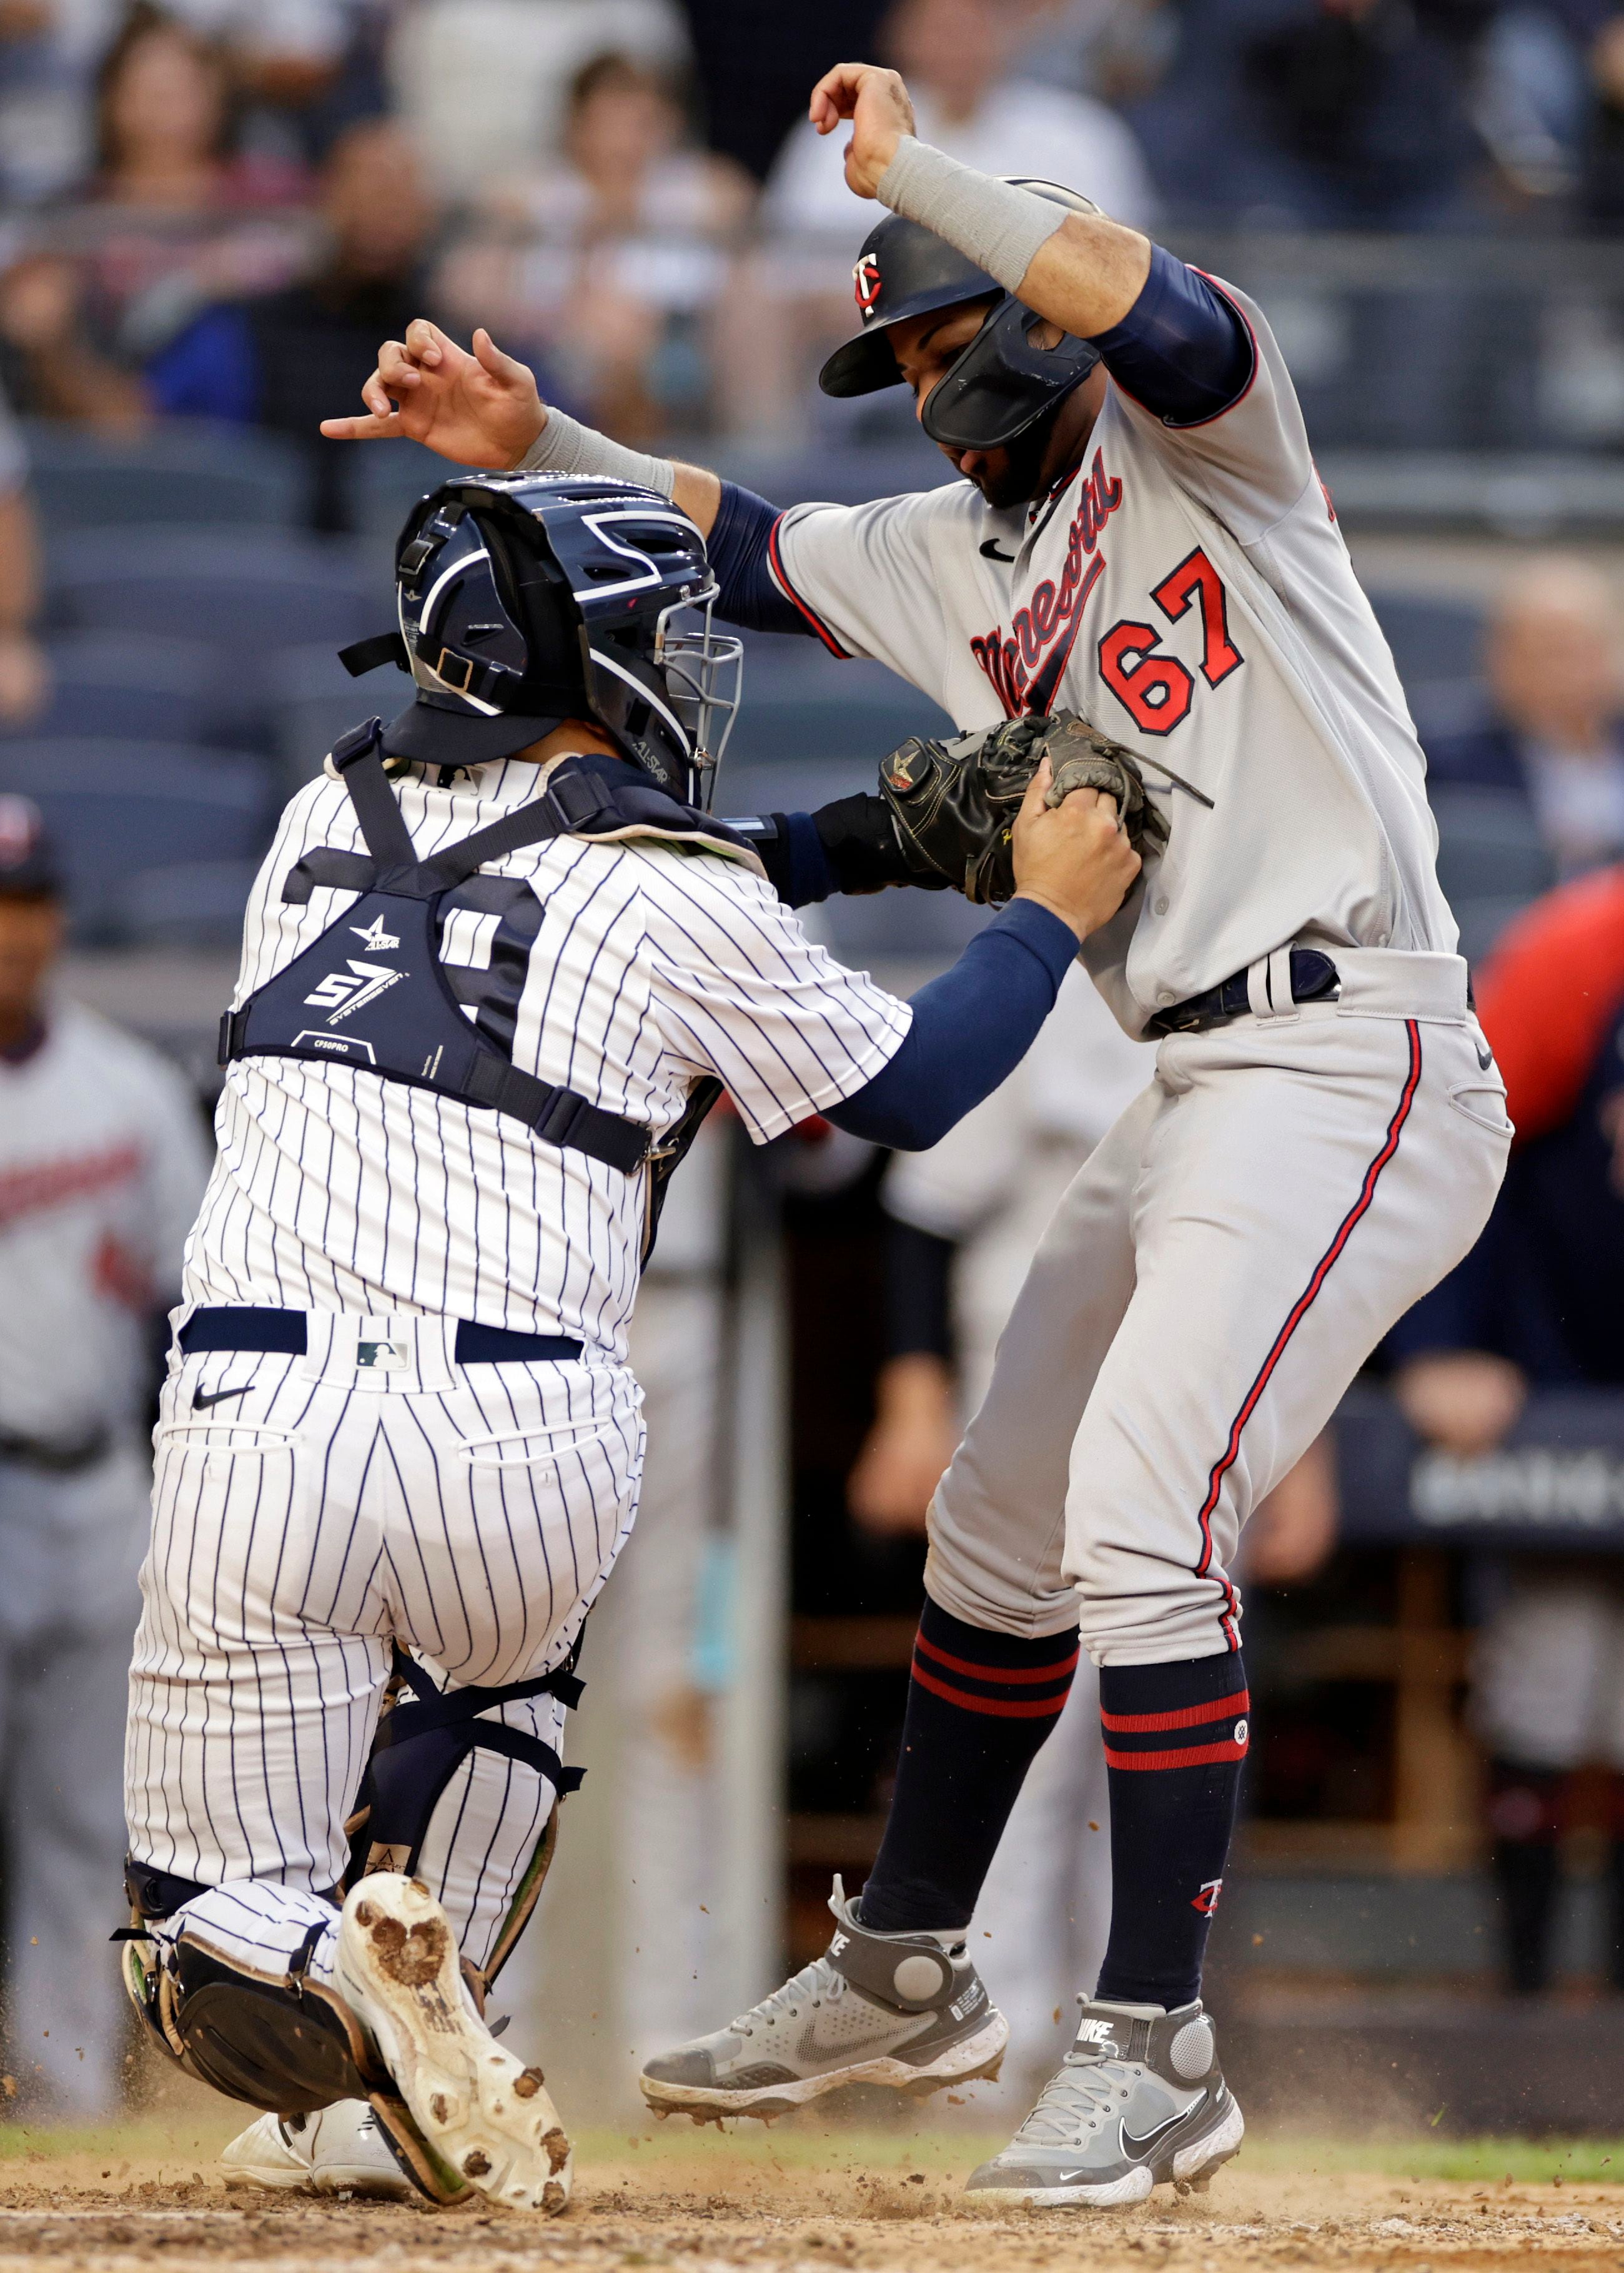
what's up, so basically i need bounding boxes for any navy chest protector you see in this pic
[220,721,751,1250]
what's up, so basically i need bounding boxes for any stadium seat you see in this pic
[119,858,262,947]
[0,740,271,941]
[1,631,255,750]
[1365,588,1485,712]
[268,641,390,787]
[46,527,378,677]
[24,419,306,532]
[1430,785,1556,905]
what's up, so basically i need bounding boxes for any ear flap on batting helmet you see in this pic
[819,181,1105,452]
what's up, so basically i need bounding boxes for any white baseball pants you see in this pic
[926,950,1511,1665]
[125,1314,643,1973]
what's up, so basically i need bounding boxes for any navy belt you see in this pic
[1146,948,1340,1039]
[179,1305,582,1365]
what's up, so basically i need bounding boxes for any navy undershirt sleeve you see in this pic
[884,1217,956,1360]
[1090,244,1254,428]
[828,898,1077,1150]
[706,480,808,636]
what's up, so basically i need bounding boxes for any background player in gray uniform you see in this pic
[0,796,208,2114]
[119,470,1136,2212]
[331,52,1513,2209]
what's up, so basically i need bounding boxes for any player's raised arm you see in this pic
[320,319,725,538]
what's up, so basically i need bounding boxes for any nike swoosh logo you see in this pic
[1119,2107,1194,2157]
[192,1385,251,1411]
[1476,1044,1493,1071]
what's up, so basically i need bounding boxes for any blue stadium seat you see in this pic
[24,419,306,532]
[119,859,262,947]
[267,640,388,788]
[1365,588,1485,710]
[1431,785,1555,904]
[1,631,251,750]
[0,739,271,941]
[46,527,379,674]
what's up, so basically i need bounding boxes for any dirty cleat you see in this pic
[335,1873,573,2214]
[639,1875,1007,2118]
[220,2102,425,2200]
[964,1996,1244,2207]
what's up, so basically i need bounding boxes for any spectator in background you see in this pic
[1385,867,1624,1994]
[147,118,440,526]
[1425,556,1624,877]
[765,0,1157,237]
[1583,12,1624,227]
[0,384,49,725]
[447,52,751,443]
[1128,0,1495,227]
[0,3,312,424]
[0,796,211,2111]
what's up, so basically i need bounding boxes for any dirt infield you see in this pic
[0,2116,1622,2272]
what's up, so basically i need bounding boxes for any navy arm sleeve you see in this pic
[828,898,1076,1150]
[1089,244,1254,428]
[706,480,810,636]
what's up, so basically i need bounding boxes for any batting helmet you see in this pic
[819,181,1104,452]
[342,473,742,810]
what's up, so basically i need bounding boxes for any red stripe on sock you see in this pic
[914,1629,1081,1686]
[1099,1688,1249,1734]
[1104,1738,1249,1771]
[910,1660,1074,1719]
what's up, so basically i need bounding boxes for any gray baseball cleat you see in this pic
[639,1876,1008,2119]
[964,1996,1244,2207]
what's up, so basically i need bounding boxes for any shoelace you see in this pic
[1013,2055,1142,2144]
[728,1957,846,2037]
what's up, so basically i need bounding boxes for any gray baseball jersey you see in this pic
[768,280,1453,1036]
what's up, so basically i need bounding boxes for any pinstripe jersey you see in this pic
[184,752,911,1354]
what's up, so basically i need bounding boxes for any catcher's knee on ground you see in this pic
[119,1867,377,2114]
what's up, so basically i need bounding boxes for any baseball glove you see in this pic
[878,710,1171,906]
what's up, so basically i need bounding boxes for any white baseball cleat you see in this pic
[335,1873,572,2214]
[220,2102,423,2199]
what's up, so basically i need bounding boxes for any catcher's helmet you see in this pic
[819,181,1103,452]
[347,472,741,808]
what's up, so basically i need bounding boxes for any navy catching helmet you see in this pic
[819,181,1102,460]
[342,472,743,810]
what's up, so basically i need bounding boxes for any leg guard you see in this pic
[345,1645,585,2001]
[118,1865,473,2205]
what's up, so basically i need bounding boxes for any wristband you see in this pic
[516,409,676,498]
[874,139,1066,297]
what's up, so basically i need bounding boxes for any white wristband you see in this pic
[875,139,1066,296]
[515,409,675,498]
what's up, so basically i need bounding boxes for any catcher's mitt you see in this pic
[878,710,1172,906]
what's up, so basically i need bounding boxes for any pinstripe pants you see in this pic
[125,1312,643,1972]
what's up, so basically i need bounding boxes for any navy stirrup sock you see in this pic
[856,1599,1079,1933]
[1094,1651,1250,2011]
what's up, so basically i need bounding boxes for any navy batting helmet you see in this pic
[819,181,1104,452]
[342,473,742,809]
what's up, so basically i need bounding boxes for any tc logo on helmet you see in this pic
[853,255,882,317]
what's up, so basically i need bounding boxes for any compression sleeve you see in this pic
[1090,245,1254,427]
[828,898,1076,1149]
[707,481,809,636]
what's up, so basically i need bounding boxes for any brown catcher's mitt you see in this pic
[878,710,1171,905]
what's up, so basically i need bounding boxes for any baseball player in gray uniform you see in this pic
[331,54,1513,2208]
[119,470,1136,2211]
[0,798,209,2114]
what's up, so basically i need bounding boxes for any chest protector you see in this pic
[220,721,756,1248]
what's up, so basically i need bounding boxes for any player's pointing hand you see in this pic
[1011,757,1141,941]
[809,62,916,199]
[320,323,547,470]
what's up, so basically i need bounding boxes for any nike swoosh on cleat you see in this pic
[1119,2107,1195,2157]
[192,1385,252,1410]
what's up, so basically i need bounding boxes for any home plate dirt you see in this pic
[0,2116,1622,2272]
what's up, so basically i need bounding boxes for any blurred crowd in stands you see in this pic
[0,0,1623,484]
